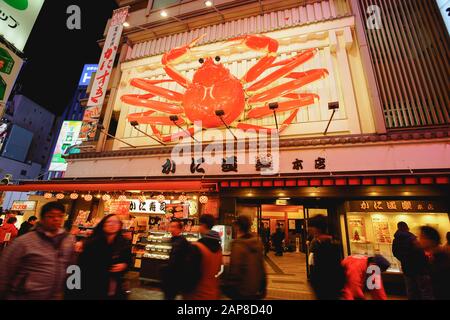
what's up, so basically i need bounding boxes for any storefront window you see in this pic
[152,0,179,10]
[344,200,450,273]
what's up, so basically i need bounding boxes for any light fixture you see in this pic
[56,193,65,200]
[102,194,111,201]
[96,193,102,199]
[118,194,127,201]
[157,194,165,203]
[199,195,209,204]
[123,21,130,28]
[160,10,168,17]
[84,194,93,202]
[205,0,213,7]
[44,192,53,199]
[138,194,146,203]
[70,193,79,200]
[193,195,198,200]
[178,193,188,202]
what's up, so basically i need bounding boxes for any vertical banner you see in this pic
[82,7,128,141]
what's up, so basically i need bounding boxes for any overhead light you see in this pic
[160,10,168,17]
[123,22,130,28]
[205,0,213,7]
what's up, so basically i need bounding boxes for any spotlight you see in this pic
[123,22,130,28]
[160,10,168,17]
[205,0,213,7]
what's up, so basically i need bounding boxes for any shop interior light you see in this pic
[157,194,165,203]
[96,193,102,199]
[178,193,188,202]
[44,192,53,199]
[84,194,93,202]
[123,21,130,28]
[56,193,65,200]
[193,195,198,200]
[70,193,79,200]
[160,10,168,18]
[102,194,111,201]
[199,195,209,204]
[205,0,213,7]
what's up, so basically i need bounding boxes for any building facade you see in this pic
[2,0,449,277]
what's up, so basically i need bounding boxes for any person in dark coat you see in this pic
[18,216,38,236]
[260,223,270,256]
[308,215,345,300]
[162,220,190,300]
[392,221,433,300]
[272,223,285,256]
[419,226,450,300]
[77,214,132,300]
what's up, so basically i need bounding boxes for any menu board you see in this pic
[348,217,367,242]
[372,216,392,244]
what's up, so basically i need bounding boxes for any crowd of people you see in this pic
[0,202,448,300]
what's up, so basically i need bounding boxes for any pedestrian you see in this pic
[223,215,267,300]
[0,201,75,300]
[0,216,18,246]
[272,223,285,256]
[418,226,450,300]
[77,214,132,300]
[183,214,222,300]
[308,214,345,300]
[342,254,391,300]
[162,220,192,300]
[260,222,270,256]
[18,216,38,236]
[392,221,433,300]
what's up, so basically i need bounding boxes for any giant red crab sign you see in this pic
[121,34,329,143]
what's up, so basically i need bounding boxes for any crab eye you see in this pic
[199,58,205,64]
[215,56,221,62]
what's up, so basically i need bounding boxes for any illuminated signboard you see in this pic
[49,121,82,172]
[0,0,45,51]
[78,64,98,86]
[437,0,450,35]
[11,200,36,211]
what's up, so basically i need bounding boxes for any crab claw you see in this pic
[162,34,206,65]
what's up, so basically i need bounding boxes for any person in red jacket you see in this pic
[342,254,391,300]
[0,217,19,246]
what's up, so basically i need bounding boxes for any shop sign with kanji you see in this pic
[348,200,447,213]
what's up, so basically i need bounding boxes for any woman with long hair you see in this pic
[77,214,132,300]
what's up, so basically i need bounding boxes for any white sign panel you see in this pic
[129,199,170,214]
[87,7,128,107]
[0,0,45,51]
[11,200,36,211]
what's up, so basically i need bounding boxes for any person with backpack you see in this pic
[183,214,223,300]
[308,215,345,300]
[162,220,191,300]
[223,215,267,300]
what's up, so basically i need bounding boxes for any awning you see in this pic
[0,180,217,192]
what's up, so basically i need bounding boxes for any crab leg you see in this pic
[246,49,317,92]
[226,35,278,84]
[121,94,184,114]
[129,78,184,102]
[162,35,206,88]
[237,109,299,134]
[246,93,319,119]
[248,69,329,104]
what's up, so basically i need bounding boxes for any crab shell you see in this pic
[183,57,245,128]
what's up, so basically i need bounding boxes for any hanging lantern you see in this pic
[138,194,146,203]
[56,193,65,200]
[44,192,53,199]
[199,195,209,204]
[70,193,79,200]
[84,194,93,201]
[156,194,165,203]
[102,194,111,201]
[178,193,188,202]
[118,194,127,201]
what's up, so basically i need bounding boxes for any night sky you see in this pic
[15,0,118,116]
